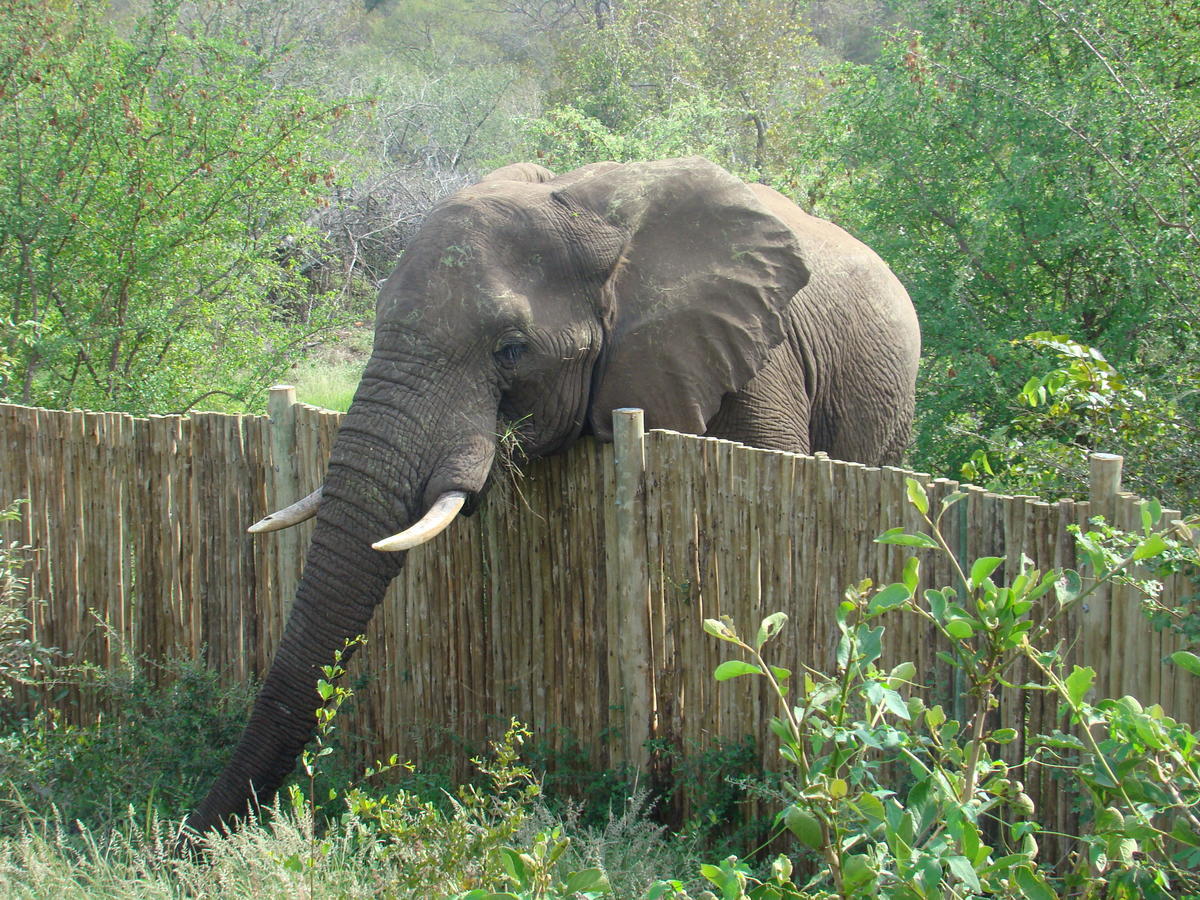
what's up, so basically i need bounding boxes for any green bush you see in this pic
[0,648,254,836]
[673,480,1200,899]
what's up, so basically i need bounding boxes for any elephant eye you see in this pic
[494,339,527,366]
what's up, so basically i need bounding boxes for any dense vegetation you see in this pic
[3,0,1197,506]
[2,0,1200,895]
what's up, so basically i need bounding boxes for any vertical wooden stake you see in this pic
[1087,452,1122,697]
[1088,453,1122,522]
[268,385,300,614]
[613,408,652,771]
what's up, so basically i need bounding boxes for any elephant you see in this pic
[183,157,919,837]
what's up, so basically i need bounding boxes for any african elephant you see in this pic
[183,157,919,836]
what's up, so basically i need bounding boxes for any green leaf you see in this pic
[925,588,948,621]
[755,612,788,649]
[853,792,887,824]
[1171,650,1200,677]
[1064,666,1095,706]
[946,855,981,892]
[714,660,763,681]
[500,849,529,888]
[1141,498,1162,533]
[703,618,739,643]
[968,556,1003,588]
[784,805,823,849]
[1013,865,1055,900]
[926,705,946,729]
[888,661,916,689]
[868,582,911,615]
[906,477,929,515]
[902,556,920,593]
[841,854,876,891]
[991,728,1018,744]
[945,618,974,640]
[876,527,939,549]
[316,679,335,701]
[1132,534,1168,561]
[563,868,610,894]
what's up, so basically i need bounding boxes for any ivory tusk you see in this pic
[247,488,322,534]
[372,491,466,552]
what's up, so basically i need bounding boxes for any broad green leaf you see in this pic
[925,588,948,621]
[854,792,886,824]
[868,582,911,615]
[714,660,763,681]
[1065,666,1095,706]
[500,849,529,887]
[945,618,974,640]
[703,618,739,643]
[876,527,939,549]
[858,625,885,666]
[968,556,1003,588]
[563,868,610,894]
[906,477,929,515]
[316,679,335,701]
[841,854,876,891]
[991,728,1018,744]
[1013,865,1055,900]
[755,611,788,649]
[1141,498,1162,533]
[830,778,848,799]
[888,661,916,688]
[1171,650,1200,677]
[925,705,946,729]
[784,805,823,849]
[946,856,981,892]
[941,491,967,512]
[1056,570,1083,606]
[1132,534,1168,561]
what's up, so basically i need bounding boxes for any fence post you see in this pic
[612,408,652,771]
[1086,452,1122,698]
[1088,453,1122,522]
[267,385,301,615]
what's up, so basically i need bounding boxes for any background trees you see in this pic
[2,0,1196,507]
[810,0,1200,505]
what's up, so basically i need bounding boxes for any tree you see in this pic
[811,0,1200,478]
[0,0,354,412]
[536,0,829,179]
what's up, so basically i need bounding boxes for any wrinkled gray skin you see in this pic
[184,158,919,836]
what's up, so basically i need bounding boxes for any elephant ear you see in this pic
[552,157,811,440]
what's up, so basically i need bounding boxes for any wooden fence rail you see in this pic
[1,390,1196,843]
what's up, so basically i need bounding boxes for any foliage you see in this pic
[962,334,1200,510]
[0,0,356,413]
[683,479,1200,898]
[813,0,1200,478]
[535,0,828,179]
[0,646,254,835]
[0,501,57,701]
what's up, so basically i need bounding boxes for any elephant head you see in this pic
[183,157,822,836]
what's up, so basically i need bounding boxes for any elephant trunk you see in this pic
[183,515,401,836]
[183,360,499,840]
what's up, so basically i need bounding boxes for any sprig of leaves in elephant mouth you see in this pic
[490,415,533,513]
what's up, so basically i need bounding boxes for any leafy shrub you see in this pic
[0,647,254,835]
[962,333,1200,512]
[672,480,1200,898]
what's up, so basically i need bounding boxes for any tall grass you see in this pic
[286,328,371,412]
